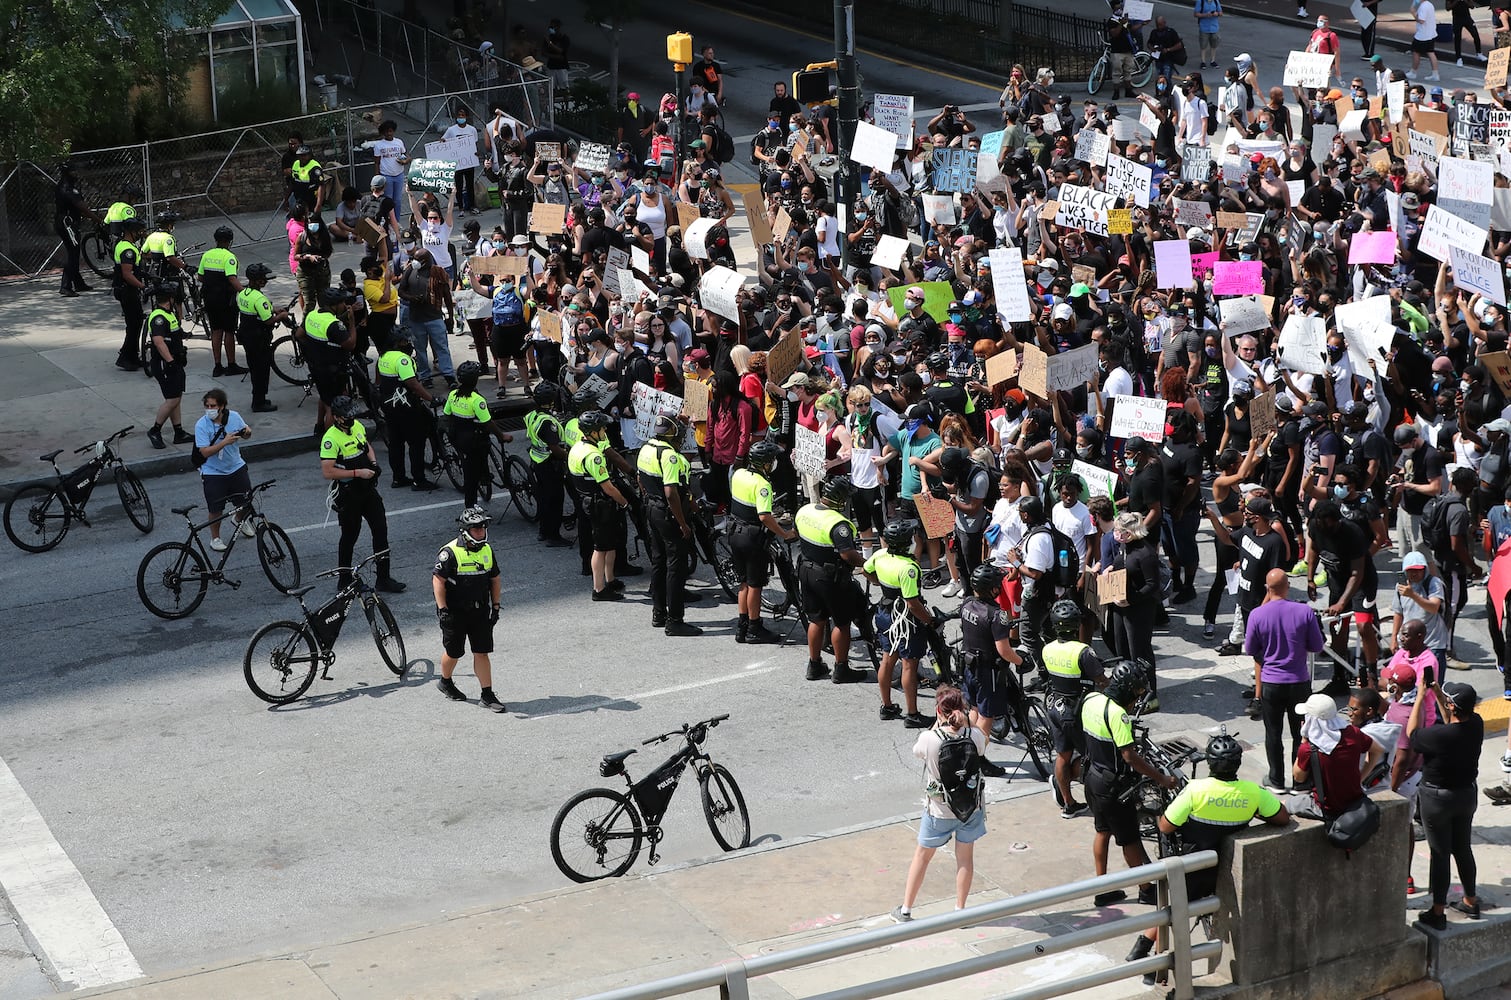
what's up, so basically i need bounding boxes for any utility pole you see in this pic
[834,0,859,270]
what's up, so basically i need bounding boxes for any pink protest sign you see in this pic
[1348,230,1398,265]
[1211,260,1263,296]
[1191,251,1220,281]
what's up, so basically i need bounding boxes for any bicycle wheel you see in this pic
[699,764,751,852]
[243,620,320,704]
[430,429,464,492]
[270,335,310,387]
[550,788,644,882]
[1132,52,1156,89]
[255,521,302,593]
[1017,696,1054,781]
[4,485,72,552]
[505,455,538,522]
[82,230,112,278]
[136,542,209,619]
[762,547,797,617]
[711,531,740,601]
[1088,56,1107,95]
[366,595,407,675]
[114,467,154,533]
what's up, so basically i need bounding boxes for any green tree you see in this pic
[0,0,224,161]
[582,0,640,110]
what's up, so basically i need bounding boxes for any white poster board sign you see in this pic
[1418,204,1489,263]
[1220,295,1272,334]
[1439,156,1495,230]
[1104,152,1152,208]
[990,246,1034,323]
[698,266,746,321]
[792,425,828,477]
[1283,51,1334,89]
[1276,314,1329,375]
[683,217,716,259]
[873,94,915,149]
[1450,245,1508,306]
[1055,184,1115,236]
[626,381,685,450]
[851,121,900,170]
[1047,343,1100,392]
[871,234,910,271]
[1107,394,1168,442]
[424,137,477,170]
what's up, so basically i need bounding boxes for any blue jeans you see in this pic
[408,313,454,381]
[381,173,404,215]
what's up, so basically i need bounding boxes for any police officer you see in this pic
[526,382,571,546]
[443,361,512,508]
[289,145,326,213]
[1080,661,1174,907]
[729,439,797,644]
[54,162,95,297]
[569,410,633,600]
[144,282,192,450]
[1012,495,1055,669]
[303,286,357,432]
[566,387,643,579]
[376,331,439,490]
[433,507,505,712]
[638,414,703,636]
[1124,731,1288,982]
[796,475,868,681]
[235,263,287,413]
[958,563,1023,779]
[140,209,187,288]
[198,226,245,378]
[1043,598,1106,818]
[868,518,936,723]
[320,395,406,594]
[103,184,141,240]
[112,217,148,371]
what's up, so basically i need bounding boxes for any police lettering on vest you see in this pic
[237,287,273,326]
[1043,639,1093,696]
[1163,776,1283,851]
[443,390,492,447]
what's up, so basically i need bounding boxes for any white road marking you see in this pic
[0,756,142,989]
[528,660,778,719]
[281,498,462,534]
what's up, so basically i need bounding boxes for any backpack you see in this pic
[933,726,983,821]
[1421,493,1463,557]
[492,284,525,327]
[710,127,736,164]
[971,462,1001,511]
[1030,523,1082,589]
[191,426,225,469]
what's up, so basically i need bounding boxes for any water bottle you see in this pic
[1058,547,1069,570]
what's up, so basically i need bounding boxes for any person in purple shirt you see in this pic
[1246,568,1326,790]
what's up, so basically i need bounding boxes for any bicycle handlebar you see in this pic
[314,549,389,580]
[641,714,730,745]
[75,426,134,454]
[250,479,277,495]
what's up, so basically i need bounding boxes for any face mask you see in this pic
[456,118,466,126]
[919,371,933,386]
[796,261,809,273]
[309,223,321,232]
[780,179,792,189]
[893,353,908,365]
[205,408,219,420]
[1332,484,1349,500]
[1239,252,1254,261]
[856,211,868,221]
[906,418,923,433]
[874,364,891,377]
[1328,346,1344,359]
[1316,17,1325,27]
[1205,346,1218,358]
[769,121,780,130]
[787,391,799,402]
[1157,83,1168,92]
[825,311,841,324]
[789,123,799,132]
[801,197,812,205]
[949,312,964,323]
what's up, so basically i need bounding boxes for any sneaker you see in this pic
[1479,52,1490,62]
[902,711,932,728]
[236,516,256,538]
[921,568,944,588]
[1406,69,1419,79]
[1486,785,1511,804]
[223,363,248,375]
[1288,559,1308,576]
[115,357,142,372]
[147,426,165,450]
[438,677,467,701]
[1203,622,1216,639]
[1428,72,1441,81]
[1296,6,1308,15]
[1262,776,1286,792]
[1501,751,1511,773]
[1172,588,1196,604]
[209,537,228,552]
[941,579,963,598]
[1407,876,1417,895]
[1451,898,1483,919]
[1216,642,1243,656]
[1246,698,1263,720]
[411,479,441,492]
[1061,801,1090,819]
[1456,58,1464,66]
[172,428,194,445]
[880,703,903,721]
[606,579,625,592]
[391,477,413,489]
[1137,885,1158,906]
[213,364,226,378]
[1415,910,1447,932]
[891,905,913,923]
[1094,889,1128,907]
[980,759,1009,778]
[591,588,625,601]
[651,612,667,629]
[664,620,703,637]
[480,692,507,713]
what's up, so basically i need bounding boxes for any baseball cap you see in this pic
[1369,55,1383,65]
[1443,682,1479,714]
[1403,551,1429,570]
[1295,693,1338,720]
[1069,282,1092,298]
[686,347,710,365]
[1124,436,1154,455]
[1245,496,1274,517]
[963,290,983,306]
[1385,662,1419,688]
[1051,302,1075,321]
[1489,418,1511,434]
[781,372,811,390]
[1302,400,1329,417]
[1187,226,1210,243]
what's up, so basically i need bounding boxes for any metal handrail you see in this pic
[580,852,1221,1000]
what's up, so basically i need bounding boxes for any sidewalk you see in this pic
[67,732,1511,1000]
[1179,0,1493,59]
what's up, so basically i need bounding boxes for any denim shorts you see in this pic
[919,807,987,848]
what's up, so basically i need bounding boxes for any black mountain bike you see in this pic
[5,427,153,552]
[550,714,750,883]
[136,479,301,619]
[243,551,407,704]
[271,321,380,421]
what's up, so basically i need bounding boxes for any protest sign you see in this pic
[1047,343,1100,392]
[1480,351,1511,394]
[1072,264,1098,289]
[931,148,979,193]
[1191,251,1220,281]
[681,377,710,423]
[1107,394,1168,441]
[537,309,562,343]
[1176,199,1215,227]
[743,190,773,246]
[1283,50,1334,89]
[1073,460,1119,501]
[851,121,899,169]
[424,137,476,169]
[469,254,526,278]
[772,206,793,244]
[1439,156,1495,229]
[873,93,915,147]
[765,329,805,386]
[683,217,716,259]
[602,247,630,297]
[576,141,612,172]
[1140,102,1162,137]
[1154,240,1194,289]
[676,201,701,235]
[1350,0,1375,27]
[1124,0,1153,17]
[698,266,746,321]
[406,158,456,193]
[1340,109,1368,141]
[989,246,1034,323]
[1104,152,1152,207]
[1418,204,1489,262]
[1388,79,1406,124]
[1018,343,1049,398]
[578,373,617,408]
[986,349,1018,387]
[1220,296,1271,334]
[1334,295,1394,375]
[1076,128,1112,167]
[1450,245,1508,306]
[923,194,956,224]
[530,202,566,233]
[1041,112,1062,134]
[1055,184,1115,236]
[1098,569,1128,605]
[1212,260,1263,296]
[1348,230,1398,265]
[1490,47,1511,88]
[1108,208,1133,234]
[356,218,385,246]
[911,492,957,539]
[628,381,685,450]
[886,281,954,322]
[1182,146,1213,183]
[792,425,828,477]
[1276,314,1329,375]
[535,141,562,162]
[871,234,910,271]
[1250,388,1276,438]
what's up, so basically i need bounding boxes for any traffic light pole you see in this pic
[835,0,859,271]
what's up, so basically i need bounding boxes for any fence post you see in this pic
[142,142,154,222]
[718,960,750,1000]
[1165,857,1196,1000]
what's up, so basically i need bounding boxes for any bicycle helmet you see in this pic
[652,414,681,441]
[819,474,854,508]
[926,349,950,372]
[1205,726,1243,780]
[579,410,613,436]
[1050,598,1082,639]
[970,562,1004,599]
[153,279,181,301]
[213,225,235,244]
[746,439,782,476]
[1104,660,1149,708]
[1018,495,1046,525]
[121,217,146,234]
[316,287,346,310]
[882,518,918,554]
[244,262,272,282]
[938,446,971,484]
[122,183,144,200]
[330,395,360,420]
[456,361,482,387]
[456,506,492,550]
[570,385,600,413]
[154,208,180,226]
[532,380,560,408]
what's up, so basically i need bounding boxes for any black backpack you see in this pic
[933,726,983,821]
[1030,523,1082,589]
[1421,493,1463,558]
[710,127,736,164]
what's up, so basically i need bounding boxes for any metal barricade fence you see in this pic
[0,78,551,280]
[580,852,1223,1000]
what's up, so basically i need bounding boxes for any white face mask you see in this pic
[787,390,800,402]
[205,408,219,421]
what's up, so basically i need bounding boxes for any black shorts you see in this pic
[1085,766,1141,845]
[1045,692,1081,753]
[441,611,494,657]
[152,360,185,399]
[312,366,346,405]
[961,662,1013,719]
[201,464,252,515]
[1412,36,1436,54]
[728,522,771,587]
[851,485,884,532]
[205,301,237,331]
[491,322,527,360]
[588,495,626,552]
[799,563,862,625]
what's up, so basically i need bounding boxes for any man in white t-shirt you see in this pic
[442,111,482,215]
[370,120,409,215]
[1052,477,1096,566]
[1408,0,1441,80]
[1176,77,1209,148]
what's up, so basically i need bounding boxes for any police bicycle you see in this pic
[242,550,407,704]
[81,213,116,279]
[946,620,1054,780]
[269,304,381,421]
[136,479,301,619]
[4,426,153,552]
[550,714,749,882]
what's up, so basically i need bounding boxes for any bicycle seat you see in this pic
[39,450,63,463]
[289,585,317,598]
[602,749,637,765]
[170,505,198,516]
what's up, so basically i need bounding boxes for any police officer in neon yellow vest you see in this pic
[525,382,570,547]
[569,410,632,601]
[112,217,148,371]
[637,414,702,637]
[434,507,505,713]
[289,144,326,213]
[866,518,937,720]
[795,475,868,682]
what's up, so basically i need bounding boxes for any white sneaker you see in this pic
[209,537,228,552]
[1406,69,1419,79]
[1502,750,1511,774]
[1456,58,1464,66]
[941,579,963,598]
[1296,6,1308,15]
[1479,52,1490,62]
[236,516,256,538]
[1428,72,1441,81]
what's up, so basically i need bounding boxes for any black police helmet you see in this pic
[532,381,560,407]
[970,562,1004,599]
[244,262,272,282]
[214,225,234,244]
[316,287,346,310]
[820,474,854,508]
[653,414,681,440]
[882,518,918,553]
[1050,598,1082,638]
[570,385,600,413]
[747,439,782,475]
[926,349,950,372]
[1205,728,1243,780]
[1105,660,1149,707]
[153,279,181,301]
[579,410,613,434]
[456,360,482,386]
[330,395,360,419]
[154,208,180,226]
[123,183,144,200]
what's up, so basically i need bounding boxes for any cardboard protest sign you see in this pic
[765,329,805,387]
[602,247,630,297]
[1154,240,1194,289]
[1412,107,1450,137]
[1107,394,1167,441]
[1489,47,1511,88]
[989,246,1034,323]
[530,202,566,233]
[986,349,1018,387]
[792,425,828,477]
[1450,245,1508,306]
[743,190,774,246]
[1215,211,1249,230]
[576,141,612,172]
[1047,343,1100,392]
[1098,568,1128,605]
[873,93,915,148]
[1276,314,1329,375]
[469,254,527,278]
[356,218,386,246]
[537,309,562,342]
[911,492,956,539]
[675,201,701,234]
[406,158,456,193]
[1072,264,1098,288]
[1250,388,1276,437]
[1480,351,1511,394]
[681,376,710,423]
[1018,343,1048,398]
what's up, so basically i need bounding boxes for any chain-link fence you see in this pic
[0,78,551,280]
